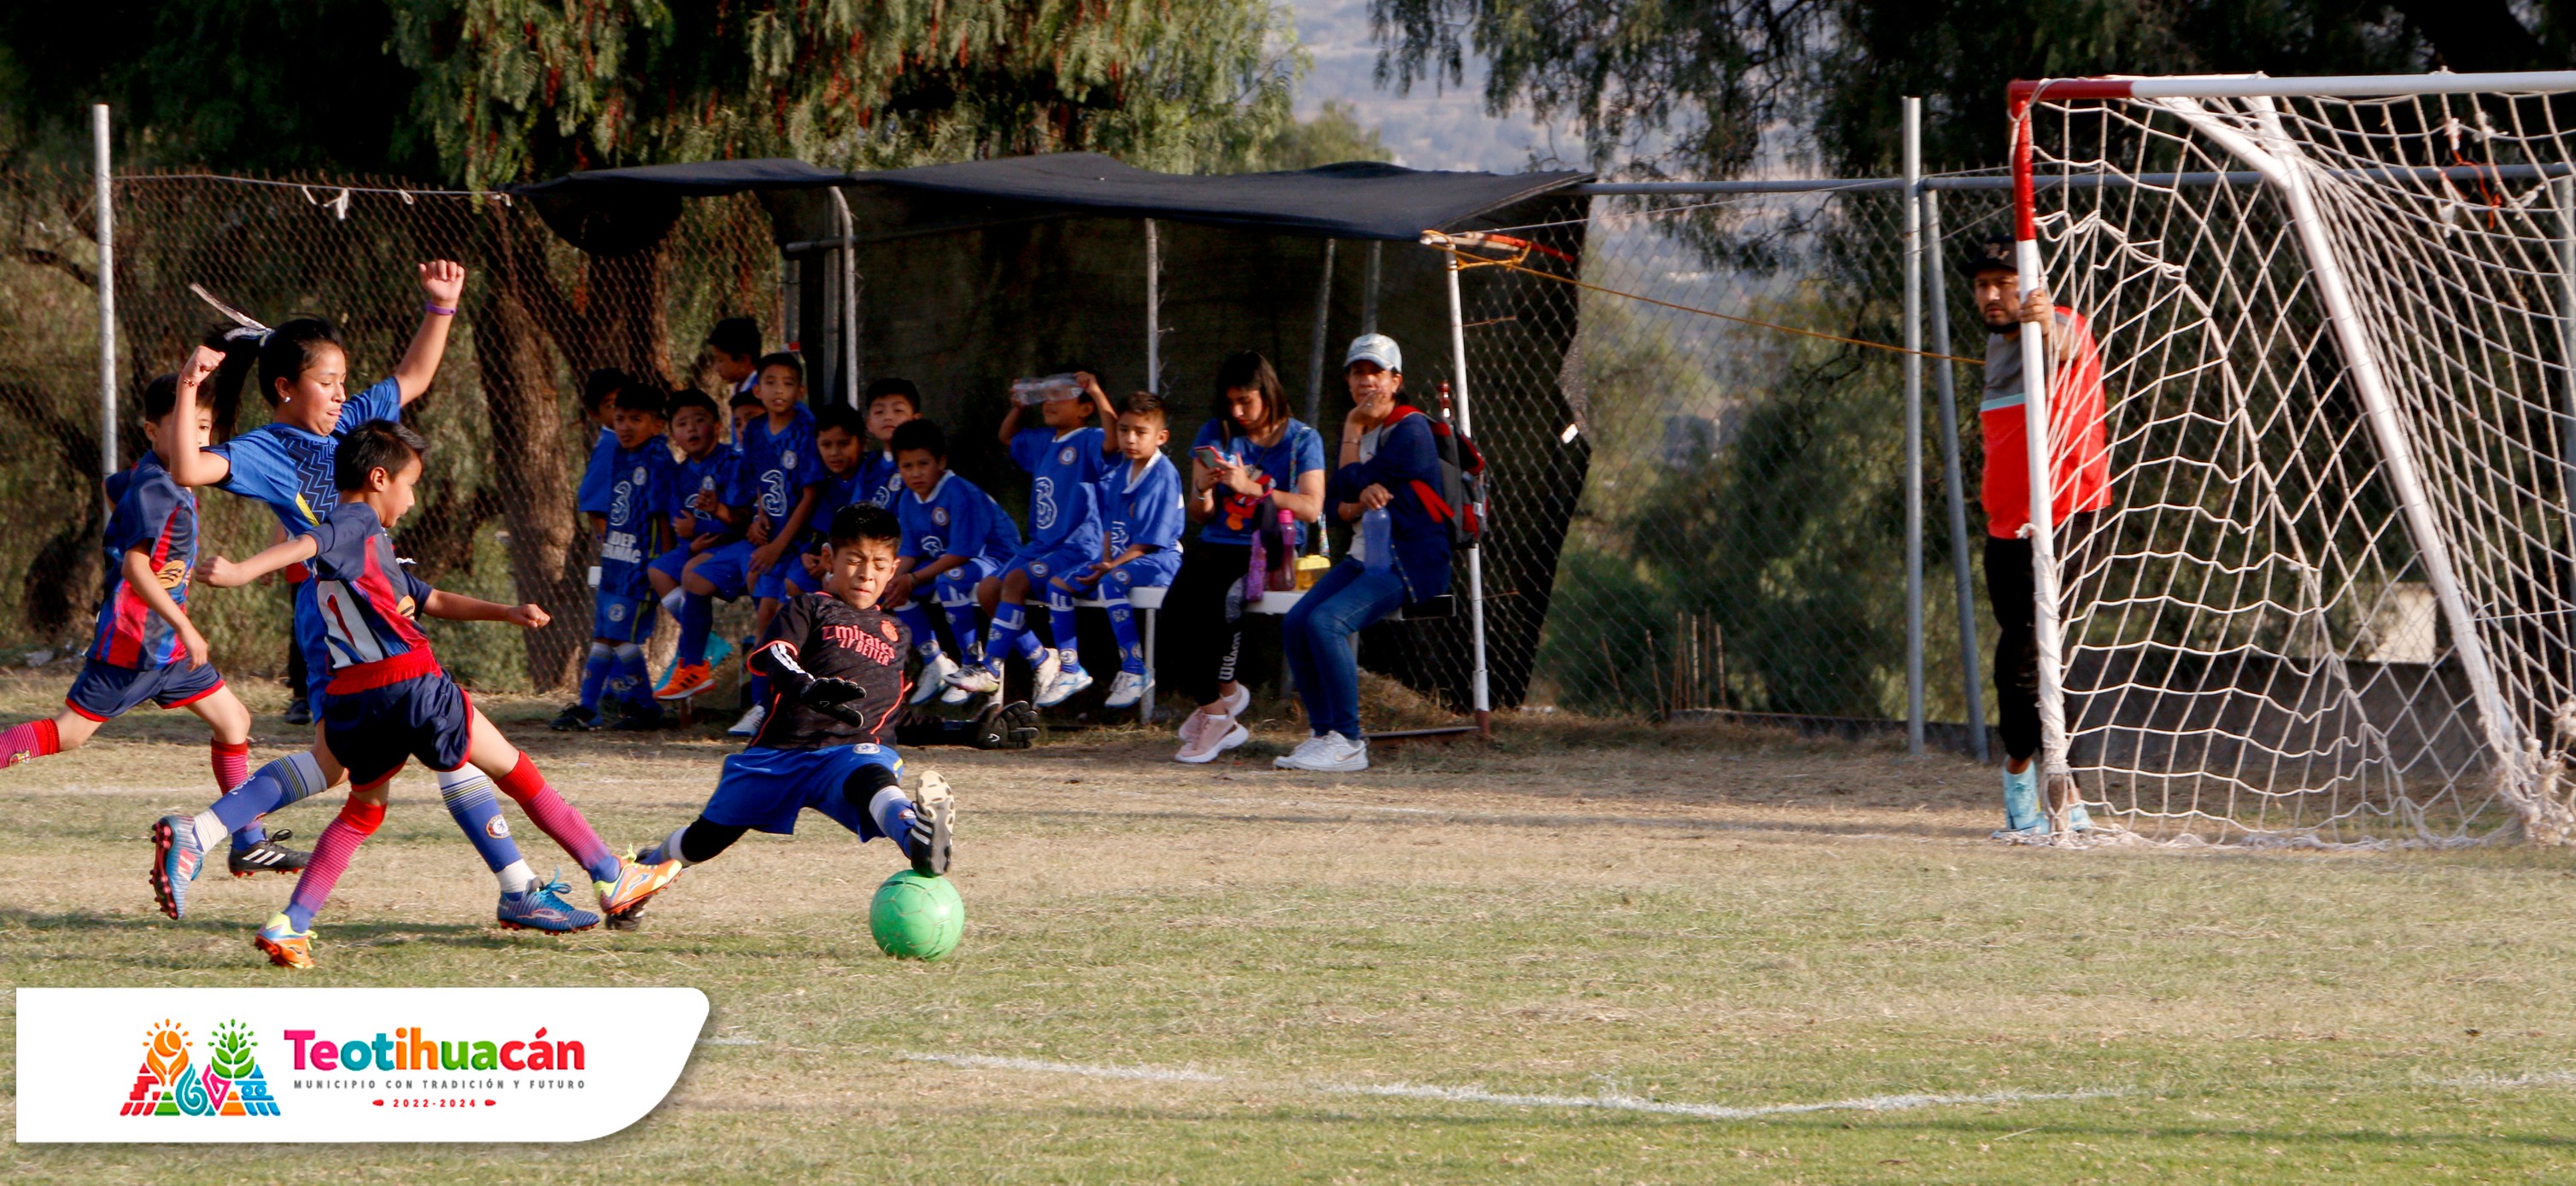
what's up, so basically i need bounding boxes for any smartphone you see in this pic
[1192,445,1227,468]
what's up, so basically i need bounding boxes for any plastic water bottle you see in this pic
[1245,518,1268,599]
[1361,506,1392,575]
[1270,508,1298,591]
[1008,374,1085,406]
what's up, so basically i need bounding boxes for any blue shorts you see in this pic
[782,552,828,598]
[700,744,904,837]
[323,675,473,789]
[293,581,331,704]
[64,657,225,722]
[1093,549,1180,597]
[692,540,793,602]
[592,590,656,644]
[649,546,693,584]
[1004,542,1099,587]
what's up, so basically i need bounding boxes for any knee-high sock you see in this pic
[614,644,653,709]
[494,752,620,885]
[893,601,942,661]
[939,581,986,663]
[983,602,1040,672]
[578,642,615,710]
[1106,594,1144,674]
[641,818,748,868]
[284,793,385,932]
[0,719,59,768]
[676,593,714,666]
[436,765,538,894]
[210,740,267,850]
[1043,586,1083,673]
[196,751,331,853]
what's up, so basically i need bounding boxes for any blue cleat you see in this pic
[495,874,602,933]
[152,814,206,920]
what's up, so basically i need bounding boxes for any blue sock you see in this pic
[747,675,770,713]
[1043,587,1083,673]
[940,585,986,664]
[676,593,713,665]
[208,752,331,834]
[866,787,916,851]
[578,643,614,710]
[615,645,653,709]
[1106,594,1144,674]
[893,601,942,661]
[986,603,1034,672]
[436,767,529,875]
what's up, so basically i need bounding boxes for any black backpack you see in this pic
[1385,385,1488,548]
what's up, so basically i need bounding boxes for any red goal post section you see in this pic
[1997,71,2576,843]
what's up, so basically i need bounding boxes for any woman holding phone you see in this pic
[1168,352,1327,763]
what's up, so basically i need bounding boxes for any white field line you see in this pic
[2433,1071,2576,1089]
[902,1052,2116,1121]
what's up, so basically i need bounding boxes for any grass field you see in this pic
[8,670,2576,1183]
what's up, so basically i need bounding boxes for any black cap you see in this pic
[1961,232,2018,278]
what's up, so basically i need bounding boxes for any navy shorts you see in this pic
[648,546,693,584]
[693,539,793,602]
[1092,550,1180,597]
[323,675,474,789]
[64,657,225,722]
[701,744,904,837]
[1004,541,1098,587]
[592,589,656,644]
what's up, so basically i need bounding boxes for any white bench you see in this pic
[1067,585,1307,722]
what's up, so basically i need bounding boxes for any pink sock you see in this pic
[211,741,251,792]
[1,719,61,768]
[284,794,384,932]
[495,753,618,885]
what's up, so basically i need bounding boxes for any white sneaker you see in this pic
[1175,714,1249,763]
[1037,667,1092,708]
[1030,649,1063,704]
[1103,670,1146,710]
[1275,731,1367,773]
[910,653,959,705]
[944,661,1001,705]
[727,704,767,739]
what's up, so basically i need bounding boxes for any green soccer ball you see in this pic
[869,870,964,961]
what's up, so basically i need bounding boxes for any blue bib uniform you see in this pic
[594,436,678,642]
[898,472,1020,586]
[1095,453,1186,593]
[1004,427,1109,582]
[700,406,825,601]
[651,443,742,584]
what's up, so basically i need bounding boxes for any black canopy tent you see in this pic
[514,153,1595,727]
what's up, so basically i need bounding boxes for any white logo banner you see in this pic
[14,987,705,1142]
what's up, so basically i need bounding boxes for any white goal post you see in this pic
[2009,71,2576,844]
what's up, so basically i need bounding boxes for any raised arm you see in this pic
[1078,372,1118,454]
[996,396,1028,448]
[392,260,467,404]
[157,345,234,488]
[202,533,319,588]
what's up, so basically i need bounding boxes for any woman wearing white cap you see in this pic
[1273,334,1453,773]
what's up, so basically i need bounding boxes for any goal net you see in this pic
[2012,72,2576,844]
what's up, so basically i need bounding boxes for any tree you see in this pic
[1222,99,1395,172]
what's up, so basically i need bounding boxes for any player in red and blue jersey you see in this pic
[948,368,1117,708]
[648,389,742,701]
[1060,391,1185,711]
[0,360,300,874]
[553,384,678,733]
[884,418,1021,706]
[672,353,826,737]
[620,503,953,926]
[152,423,682,967]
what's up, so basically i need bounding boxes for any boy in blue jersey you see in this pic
[675,353,826,737]
[705,317,763,400]
[166,423,681,968]
[573,368,633,523]
[883,418,1022,706]
[947,369,1117,707]
[860,378,922,509]
[1059,391,1184,711]
[554,384,677,733]
[0,363,297,873]
[649,389,741,699]
[622,504,954,925]
[784,404,872,599]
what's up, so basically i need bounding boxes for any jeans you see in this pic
[1281,559,1408,740]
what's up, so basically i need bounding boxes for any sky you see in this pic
[1289,0,1575,174]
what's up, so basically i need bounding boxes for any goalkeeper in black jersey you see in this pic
[623,503,953,922]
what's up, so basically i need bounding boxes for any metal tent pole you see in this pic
[93,103,115,501]
[1903,96,1926,755]
[1362,241,1382,335]
[1443,249,1492,738]
[1305,240,1337,428]
[829,187,860,403]
[1923,189,1989,762]
[1145,219,1162,394]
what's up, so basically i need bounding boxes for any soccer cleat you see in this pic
[911,653,960,704]
[284,698,313,727]
[227,831,308,878]
[595,856,685,916]
[1275,731,1368,773]
[495,876,603,932]
[905,770,955,876]
[971,701,1040,750]
[945,662,1002,696]
[609,701,668,731]
[1175,716,1250,764]
[254,913,313,970]
[727,704,768,739]
[654,661,715,702]
[1103,670,1146,710]
[1028,649,1063,704]
[548,703,598,732]
[151,814,206,920]
[1036,665,1093,709]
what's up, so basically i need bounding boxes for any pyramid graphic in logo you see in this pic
[120,1019,280,1117]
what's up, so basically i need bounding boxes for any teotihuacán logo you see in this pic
[20,987,706,1142]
